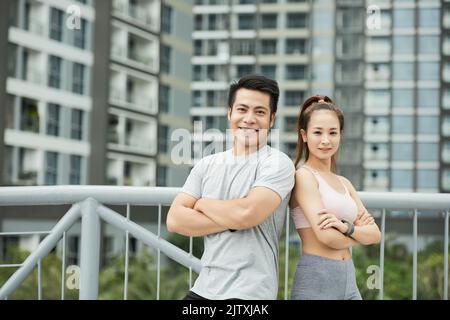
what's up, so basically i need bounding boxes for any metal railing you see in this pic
[0,186,449,300]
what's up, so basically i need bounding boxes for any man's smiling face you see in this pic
[228,88,275,155]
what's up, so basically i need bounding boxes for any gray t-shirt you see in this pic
[181,145,295,300]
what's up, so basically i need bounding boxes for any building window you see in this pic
[45,151,58,185]
[160,85,170,113]
[160,45,171,74]
[338,8,363,30]
[238,14,255,30]
[392,89,414,108]
[337,34,364,57]
[157,166,167,187]
[71,109,84,140]
[286,38,307,54]
[287,13,308,28]
[418,89,439,109]
[391,143,413,161]
[417,170,438,189]
[261,13,277,29]
[192,91,203,107]
[236,64,254,78]
[419,8,440,28]
[261,39,277,55]
[194,40,203,56]
[393,9,414,29]
[391,169,413,189]
[418,36,439,54]
[285,64,306,80]
[18,147,38,185]
[418,116,439,134]
[392,116,413,134]
[74,18,87,49]
[417,143,438,161]
[49,8,63,42]
[20,98,39,133]
[232,39,255,56]
[48,55,62,89]
[393,35,414,54]
[162,4,172,33]
[261,65,276,80]
[46,103,60,136]
[418,62,439,81]
[72,63,85,95]
[392,62,414,81]
[284,116,297,132]
[70,155,82,185]
[285,91,304,107]
[285,142,297,159]
[158,125,169,154]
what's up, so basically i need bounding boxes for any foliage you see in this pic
[0,246,77,300]
[1,234,448,300]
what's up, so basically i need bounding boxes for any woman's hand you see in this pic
[354,209,375,226]
[317,210,348,233]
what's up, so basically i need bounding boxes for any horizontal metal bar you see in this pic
[359,191,450,211]
[0,264,23,268]
[0,231,51,236]
[0,186,449,210]
[0,186,180,206]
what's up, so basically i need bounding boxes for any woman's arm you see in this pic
[341,177,382,245]
[294,168,359,249]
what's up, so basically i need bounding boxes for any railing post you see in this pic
[444,211,449,300]
[379,209,386,300]
[413,209,418,300]
[79,198,101,300]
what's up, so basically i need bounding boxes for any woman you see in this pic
[289,95,381,300]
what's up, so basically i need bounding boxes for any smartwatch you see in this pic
[341,219,355,237]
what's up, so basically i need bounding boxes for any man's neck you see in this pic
[232,143,267,156]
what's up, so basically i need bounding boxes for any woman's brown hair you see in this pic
[293,95,345,173]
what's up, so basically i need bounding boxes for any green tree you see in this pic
[0,246,77,300]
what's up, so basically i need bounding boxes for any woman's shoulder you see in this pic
[295,166,318,185]
[338,174,356,192]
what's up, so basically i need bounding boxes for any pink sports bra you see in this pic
[290,166,358,229]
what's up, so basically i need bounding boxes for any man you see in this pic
[166,74,295,300]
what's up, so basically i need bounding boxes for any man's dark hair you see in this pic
[227,74,279,114]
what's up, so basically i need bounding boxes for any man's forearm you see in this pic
[195,198,250,230]
[167,206,228,237]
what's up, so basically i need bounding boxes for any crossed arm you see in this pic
[293,168,381,250]
[166,187,282,237]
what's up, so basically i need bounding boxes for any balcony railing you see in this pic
[0,186,449,300]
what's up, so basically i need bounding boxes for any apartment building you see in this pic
[0,0,192,264]
[192,0,446,193]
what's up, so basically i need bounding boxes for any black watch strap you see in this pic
[341,219,355,237]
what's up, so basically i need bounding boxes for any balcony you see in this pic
[0,186,449,300]
[112,0,159,30]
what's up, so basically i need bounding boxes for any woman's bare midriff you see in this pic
[298,228,352,261]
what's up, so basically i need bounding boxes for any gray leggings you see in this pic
[291,253,362,300]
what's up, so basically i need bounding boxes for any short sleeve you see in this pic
[180,159,204,199]
[252,152,295,201]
